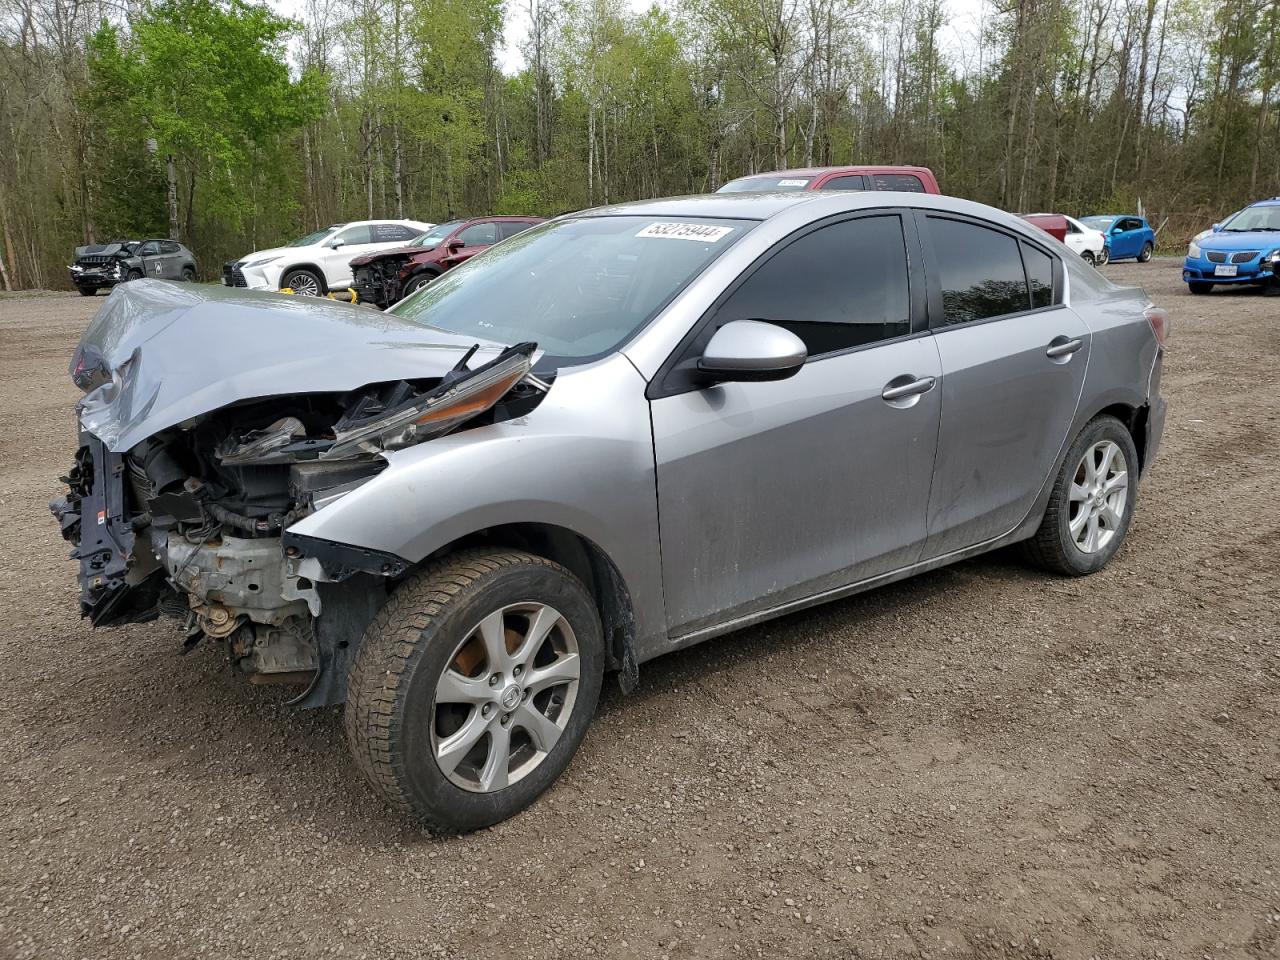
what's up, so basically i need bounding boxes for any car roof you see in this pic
[1248,198,1280,207]
[728,165,933,178]
[574,192,1058,238]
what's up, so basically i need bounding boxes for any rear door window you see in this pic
[927,217,1031,324]
[712,214,912,357]
[869,173,925,192]
[372,223,417,243]
[497,221,536,241]
[456,222,498,246]
[821,175,865,191]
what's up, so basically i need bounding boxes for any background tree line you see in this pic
[1,0,1278,290]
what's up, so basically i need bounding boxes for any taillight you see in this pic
[1144,306,1170,348]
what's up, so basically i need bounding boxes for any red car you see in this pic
[716,165,941,194]
[349,216,545,308]
[1020,213,1069,243]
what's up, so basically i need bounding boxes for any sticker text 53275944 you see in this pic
[635,222,735,243]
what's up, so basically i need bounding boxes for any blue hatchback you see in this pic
[1080,214,1157,263]
[1183,199,1280,294]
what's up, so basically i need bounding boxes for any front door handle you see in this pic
[881,375,937,404]
[1045,336,1084,359]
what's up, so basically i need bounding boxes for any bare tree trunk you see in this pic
[166,154,180,240]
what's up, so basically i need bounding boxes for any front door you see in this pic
[918,213,1089,558]
[441,221,499,269]
[650,212,942,638]
[136,241,166,278]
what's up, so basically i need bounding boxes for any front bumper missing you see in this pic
[50,431,158,626]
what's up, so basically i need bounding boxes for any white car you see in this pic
[224,220,434,296]
[1062,215,1109,264]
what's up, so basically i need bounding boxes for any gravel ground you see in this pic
[1,261,1278,960]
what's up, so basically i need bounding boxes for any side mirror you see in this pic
[1211,222,1222,232]
[698,320,807,383]
[1110,225,1123,234]
[447,238,465,251]
[329,238,346,249]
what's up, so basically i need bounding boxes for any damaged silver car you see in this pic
[53,192,1167,832]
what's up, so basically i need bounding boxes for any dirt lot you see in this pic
[1,261,1277,960]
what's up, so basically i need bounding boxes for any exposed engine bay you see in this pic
[51,337,544,705]
[350,254,413,309]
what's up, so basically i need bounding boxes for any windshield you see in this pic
[1080,216,1115,231]
[717,176,813,193]
[410,220,464,249]
[390,216,754,363]
[1221,205,1280,231]
[288,228,337,247]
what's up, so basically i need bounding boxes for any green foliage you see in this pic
[3,0,1280,289]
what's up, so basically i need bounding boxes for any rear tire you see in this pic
[281,268,323,297]
[1188,281,1213,295]
[1082,251,1096,265]
[1138,241,1154,263]
[1021,415,1139,576]
[345,549,604,833]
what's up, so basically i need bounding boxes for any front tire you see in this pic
[281,268,323,297]
[1138,241,1154,263]
[1097,246,1109,266]
[181,266,196,282]
[1021,415,1139,576]
[125,269,142,282]
[1082,251,1096,265]
[77,286,96,296]
[345,549,604,833]
[403,269,439,298]
[1189,281,1214,295]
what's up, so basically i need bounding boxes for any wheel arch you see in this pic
[420,523,640,690]
[1089,401,1150,474]
[280,262,328,291]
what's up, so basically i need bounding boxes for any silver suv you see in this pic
[53,192,1167,832]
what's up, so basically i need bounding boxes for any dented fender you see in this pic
[283,353,669,657]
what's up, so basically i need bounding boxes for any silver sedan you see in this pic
[56,191,1168,832]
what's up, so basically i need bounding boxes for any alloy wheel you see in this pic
[1068,440,1129,554]
[285,272,321,296]
[431,602,581,793]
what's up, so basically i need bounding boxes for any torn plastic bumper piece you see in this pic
[283,532,410,582]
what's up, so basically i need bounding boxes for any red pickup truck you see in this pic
[716,165,941,194]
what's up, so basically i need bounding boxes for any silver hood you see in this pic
[72,280,513,452]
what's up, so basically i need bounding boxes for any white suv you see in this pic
[224,220,434,296]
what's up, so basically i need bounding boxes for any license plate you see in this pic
[1214,264,1238,277]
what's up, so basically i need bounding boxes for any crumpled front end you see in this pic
[53,282,545,703]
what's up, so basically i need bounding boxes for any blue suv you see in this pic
[1080,215,1156,263]
[1183,198,1280,295]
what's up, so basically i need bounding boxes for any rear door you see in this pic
[650,211,942,637]
[918,213,1089,558]
[158,241,185,278]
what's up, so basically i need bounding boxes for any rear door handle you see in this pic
[881,375,937,403]
[1045,336,1084,359]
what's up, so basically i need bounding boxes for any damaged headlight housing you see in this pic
[323,342,536,459]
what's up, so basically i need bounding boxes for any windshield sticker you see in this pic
[777,178,810,186]
[636,222,735,243]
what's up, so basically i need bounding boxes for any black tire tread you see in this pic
[344,547,582,831]
[1020,414,1132,576]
